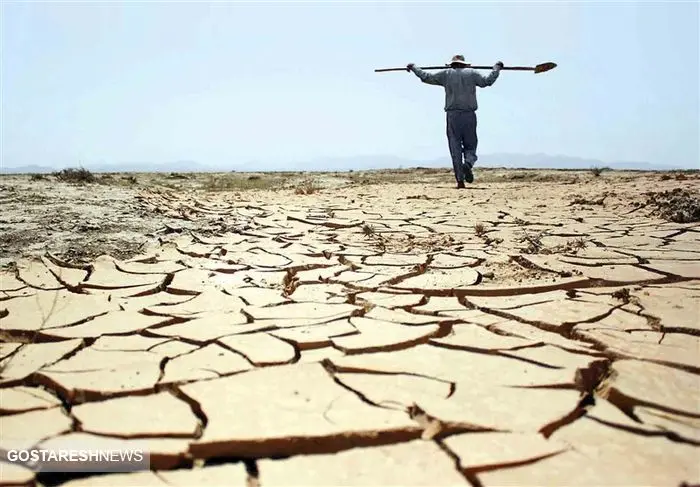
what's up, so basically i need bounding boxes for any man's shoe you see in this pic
[464,165,474,184]
[457,181,466,189]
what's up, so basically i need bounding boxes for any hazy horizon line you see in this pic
[1,151,690,170]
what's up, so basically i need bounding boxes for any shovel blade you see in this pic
[534,62,557,74]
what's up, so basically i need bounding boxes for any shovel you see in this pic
[375,62,557,74]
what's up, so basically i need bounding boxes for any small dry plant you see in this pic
[590,166,610,177]
[517,230,547,254]
[559,237,588,254]
[295,179,321,195]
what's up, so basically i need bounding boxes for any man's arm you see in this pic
[474,62,504,88]
[407,64,447,86]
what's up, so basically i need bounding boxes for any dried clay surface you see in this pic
[1,169,699,486]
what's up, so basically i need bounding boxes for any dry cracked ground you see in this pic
[1,168,699,486]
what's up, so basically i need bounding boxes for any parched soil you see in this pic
[1,168,699,486]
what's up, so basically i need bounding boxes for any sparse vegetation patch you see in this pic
[516,231,587,255]
[517,230,546,254]
[644,188,700,223]
[203,174,278,191]
[52,167,96,184]
[295,179,321,195]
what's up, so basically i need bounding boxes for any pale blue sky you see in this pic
[2,1,698,169]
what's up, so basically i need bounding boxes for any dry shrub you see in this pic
[590,166,610,177]
[295,179,320,195]
[53,167,96,184]
[645,188,700,223]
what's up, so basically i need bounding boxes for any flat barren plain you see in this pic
[1,167,699,486]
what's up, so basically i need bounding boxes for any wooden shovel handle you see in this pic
[374,62,557,74]
[374,66,446,72]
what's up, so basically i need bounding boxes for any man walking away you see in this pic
[407,54,503,188]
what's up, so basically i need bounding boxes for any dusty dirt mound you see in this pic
[645,188,700,223]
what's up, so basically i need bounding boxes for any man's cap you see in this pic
[447,54,469,66]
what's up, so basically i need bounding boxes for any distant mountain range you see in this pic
[0,160,211,174]
[0,154,690,174]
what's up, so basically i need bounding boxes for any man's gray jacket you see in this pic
[410,66,500,112]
